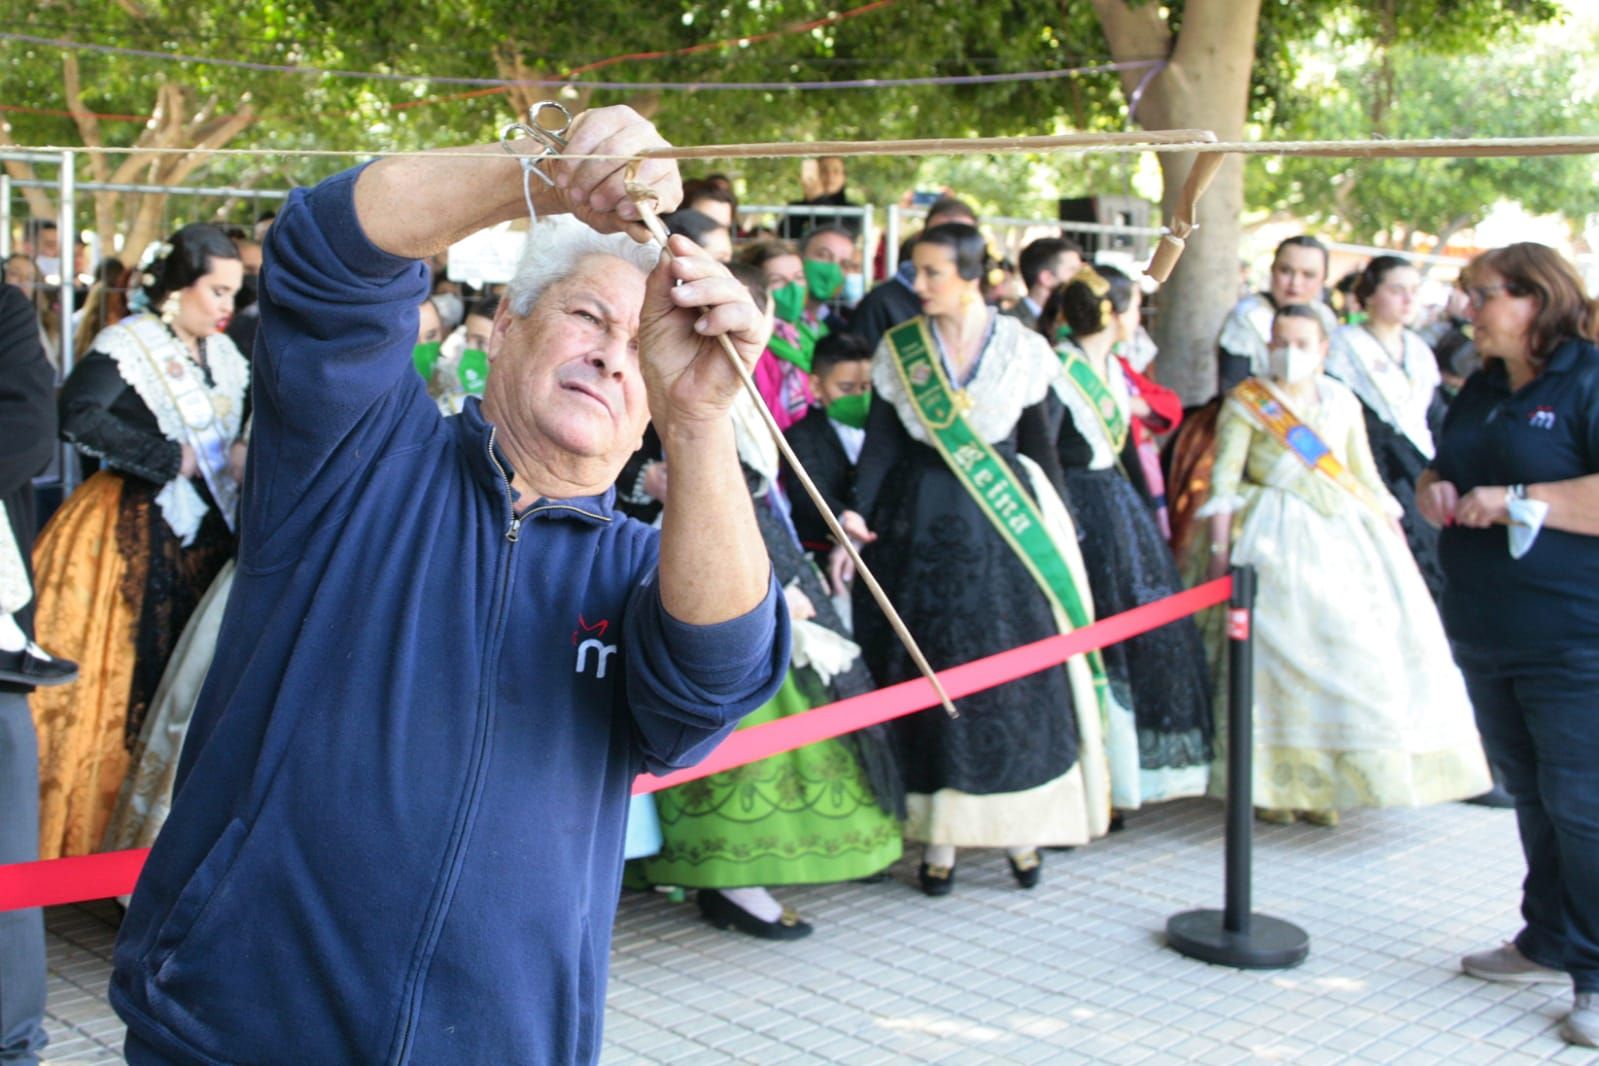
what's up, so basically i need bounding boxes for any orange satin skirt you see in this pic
[30,471,141,860]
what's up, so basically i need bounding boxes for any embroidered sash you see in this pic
[884,317,1110,702]
[1232,378,1390,519]
[109,315,244,534]
[1058,348,1129,452]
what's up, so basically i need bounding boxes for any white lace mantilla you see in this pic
[1326,325,1439,459]
[1217,294,1338,377]
[871,314,1061,445]
[95,314,248,542]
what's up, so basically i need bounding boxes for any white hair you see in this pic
[505,214,660,317]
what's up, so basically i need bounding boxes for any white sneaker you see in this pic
[1562,993,1598,1048]
[1461,942,1567,985]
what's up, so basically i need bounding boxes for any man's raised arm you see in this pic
[353,109,681,258]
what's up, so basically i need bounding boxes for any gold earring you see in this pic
[160,292,181,325]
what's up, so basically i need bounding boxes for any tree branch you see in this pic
[1086,0,1173,101]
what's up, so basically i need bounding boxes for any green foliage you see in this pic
[1248,21,1598,245]
[0,0,1581,242]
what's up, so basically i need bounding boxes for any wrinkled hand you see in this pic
[638,235,771,430]
[1455,485,1510,528]
[542,106,682,243]
[179,444,198,479]
[784,584,817,622]
[1417,478,1460,528]
[641,460,668,503]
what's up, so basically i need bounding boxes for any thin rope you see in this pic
[13,133,1599,162]
[3,26,1156,94]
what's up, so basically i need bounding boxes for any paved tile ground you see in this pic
[37,798,1596,1064]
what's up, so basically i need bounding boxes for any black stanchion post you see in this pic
[1166,564,1309,969]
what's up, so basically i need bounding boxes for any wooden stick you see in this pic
[624,175,960,720]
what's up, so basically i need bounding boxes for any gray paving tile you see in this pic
[38,799,1589,1065]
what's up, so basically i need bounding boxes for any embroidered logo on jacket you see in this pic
[1528,406,1557,429]
[573,615,617,679]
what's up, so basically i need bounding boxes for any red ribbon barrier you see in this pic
[0,576,1230,913]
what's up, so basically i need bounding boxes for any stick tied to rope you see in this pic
[622,166,960,720]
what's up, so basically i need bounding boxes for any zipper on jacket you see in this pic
[485,425,522,542]
[389,457,520,1064]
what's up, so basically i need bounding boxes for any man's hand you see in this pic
[638,235,772,432]
[542,107,682,243]
[356,105,682,259]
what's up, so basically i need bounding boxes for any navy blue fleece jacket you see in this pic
[109,166,788,1065]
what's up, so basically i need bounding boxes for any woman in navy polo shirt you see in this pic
[1419,242,1599,1049]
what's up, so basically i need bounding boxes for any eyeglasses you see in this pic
[1467,283,1510,309]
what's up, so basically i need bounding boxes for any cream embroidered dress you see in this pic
[1200,375,1490,812]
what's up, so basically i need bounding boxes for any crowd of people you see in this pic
[2,122,1598,1060]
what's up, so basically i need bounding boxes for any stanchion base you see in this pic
[1166,909,1309,970]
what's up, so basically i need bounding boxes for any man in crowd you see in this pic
[1005,236,1084,332]
[109,105,788,1065]
[848,195,978,353]
[799,224,860,328]
[0,279,58,1066]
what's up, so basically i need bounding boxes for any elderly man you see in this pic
[109,107,788,1065]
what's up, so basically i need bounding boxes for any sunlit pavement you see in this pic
[41,797,1590,1064]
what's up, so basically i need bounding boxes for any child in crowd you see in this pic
[0,501,77,686]
[782,331,873,568]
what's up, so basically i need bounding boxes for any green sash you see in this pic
[1059,348,1128,452]
[884,318,1110,698]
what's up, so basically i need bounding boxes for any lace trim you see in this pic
[93,315,248,449]
[872,314,1061,445]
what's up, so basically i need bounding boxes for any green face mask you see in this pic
[412,340,442,380]
[458,348,489,396]
[802,259,845,302]
[826,391,871,429]
[772,280,808,325]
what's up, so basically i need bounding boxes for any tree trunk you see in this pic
[1090,0,1264,404]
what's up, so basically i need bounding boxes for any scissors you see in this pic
[500,101,573,186]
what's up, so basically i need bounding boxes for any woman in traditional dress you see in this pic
[1166,236,1339,560]
[31,224,246,859]
[852,223,1110,895]
[1199,304,1490,827]
[641,280,903,935]
[1326,256,1446,600]
[1039,267,1213,810]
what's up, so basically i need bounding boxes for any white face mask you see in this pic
[841,272,866,308]
[1266,343,1320,385]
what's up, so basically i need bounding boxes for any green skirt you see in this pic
[639,668,902,888]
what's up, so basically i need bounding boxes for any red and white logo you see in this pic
[573,615,617,679]
[1528,406,1557,430]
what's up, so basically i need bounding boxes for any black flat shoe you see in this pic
[696,889,812,941]
[0,645,79,687]
[1007,850,1043,889]
[917,862,955,897]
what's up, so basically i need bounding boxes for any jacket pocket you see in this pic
[146,817,249,981]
